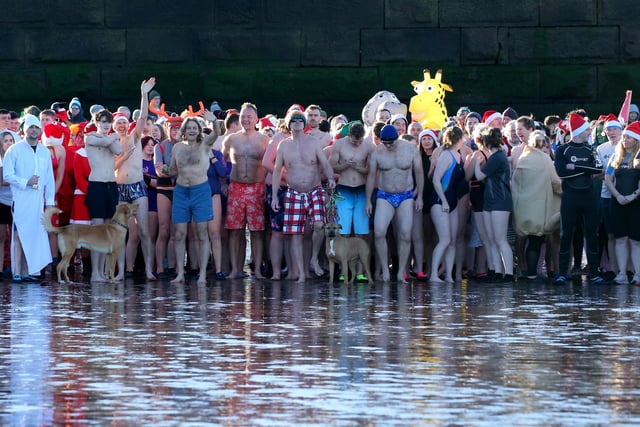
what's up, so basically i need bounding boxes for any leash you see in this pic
[112,220,129,230]
[325,186,343,224]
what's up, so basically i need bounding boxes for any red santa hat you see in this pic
[623,121,640,141]
[603,113,622,130]
[418,129,439,145]
[258,116,277,131]
[569,113,590,137]
[42,123,65,147]
[482,110,502,127]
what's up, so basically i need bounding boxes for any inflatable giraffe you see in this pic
[408,69,453,130]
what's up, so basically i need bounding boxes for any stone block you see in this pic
[539,65,597,100]
[197,30,301,65]
[621,27,640,60]
[0,70,45,102]
[212,0,260,28]
[251,67,379,105]
[127,30,193,63]
[444,66,539,105]
[509,27,618,64]
[27,30,125,63]
[462,28,509,64]
[51,0,104,26]
[385,0,438,28]
[361,29,459,65]
[105,0,214,28]
[264,0,382,28]
[599,0,640,23]
[598,65,638,101]
[540,0,596,26]
[440,0,538,27]
[0,30,25,62]
[44,65,102,103]
[1,1,48,23]
[302,29,360,66]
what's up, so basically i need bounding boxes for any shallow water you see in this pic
[1,278,640,426]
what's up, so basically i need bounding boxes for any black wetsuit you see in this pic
[554,141,603,278]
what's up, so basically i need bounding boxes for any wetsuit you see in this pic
[554,141,603,278]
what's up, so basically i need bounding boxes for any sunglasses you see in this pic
[290,118,305,123]
[382,139,396,145]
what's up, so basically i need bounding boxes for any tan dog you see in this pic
[324,223,372,284]
[42,203,137,283]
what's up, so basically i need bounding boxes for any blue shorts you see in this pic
[172,182,213,223]
[336,184,369,235]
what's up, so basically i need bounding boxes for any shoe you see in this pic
[125,271,135,279]
[613,272,629,285]
[156,272,169,280]
[553,273,568,285]
[631,276,640,287]
[215,272,227,281]
[498,274,514,283]
[338,274,345,282]
[588,275,608,285]
[21,275,40,283]
[356,274,369,283]
[12,274,22,283]
[416,271,428,281]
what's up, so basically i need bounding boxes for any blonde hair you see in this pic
[528,130,549,149]
[611,137,640,169]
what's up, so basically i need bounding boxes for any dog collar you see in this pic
[112,220,128,230]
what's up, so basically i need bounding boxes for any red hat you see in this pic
[112,112,129,124]
[603,113,622,130]
[623,121,640,140]
[418,129,439,144]
[42,123,65,147]
[482,110,502,127]
[569,113,590,136]
[258,116,277,131]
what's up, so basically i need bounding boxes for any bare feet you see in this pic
[254,272,265,280]
[397,274,408,284]
[197,276,207,285]
[170,274,185,284]
[90,274,107,283]
[310,261,324,277]
[146,271,157,281]
[382,270,391,282]
[296,275,306,284]
[429,276,445,283]
[444,276,455,283]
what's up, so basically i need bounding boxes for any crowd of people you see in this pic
[1,77,639,286]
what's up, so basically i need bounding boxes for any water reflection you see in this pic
[1,279,640,426]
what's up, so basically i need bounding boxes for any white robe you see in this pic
[3,140,55,275]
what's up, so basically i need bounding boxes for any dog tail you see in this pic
[42,207,64,233]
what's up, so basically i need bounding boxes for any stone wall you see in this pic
[1,0,638,121]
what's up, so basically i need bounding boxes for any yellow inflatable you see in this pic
[408,69,453,130]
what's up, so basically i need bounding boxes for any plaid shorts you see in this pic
[282,185,325,235]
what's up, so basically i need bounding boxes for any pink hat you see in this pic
[569,113,590,137]
[482,110,502,127]
[623,121,640,140]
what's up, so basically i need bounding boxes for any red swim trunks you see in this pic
[282,185,325,235]
[224,181,265,231]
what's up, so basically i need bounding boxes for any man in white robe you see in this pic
[3,114,55,280]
